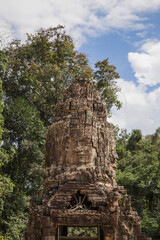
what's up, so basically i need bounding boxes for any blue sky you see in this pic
[0,0,160,135]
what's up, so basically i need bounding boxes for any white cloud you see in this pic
[0,23,14,49]
[111,79,160,135]
[1,0,160,45]
[1,0,160,135]
[128,40,160,86]
[115,39,160,135]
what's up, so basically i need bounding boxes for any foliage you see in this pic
[5,212,28,240]
[0,51,7,138]
[116,128,160,240]
[0,26,121,239]
[0,51,14,191]
[1,25,159,240]
[1,193,29,240]
[68,227,97,237]
[94,58,121,114]
[0,51,14,239]
[126,129,142,151]
[3,26,93,126]
[3,97,46,192]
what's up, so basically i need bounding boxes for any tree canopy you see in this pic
[1,25,159,240]
[94,58,121,112]
[116,128,160,240]
[0,50,14,239]
[0,26,121,239]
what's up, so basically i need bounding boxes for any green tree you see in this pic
[116,128,160,240]
[94,58,121,114]
[0,26,121,239]
[1,91,46,239]
[126,129,142,152]
[3,26,93,126]
[0,50,14,239]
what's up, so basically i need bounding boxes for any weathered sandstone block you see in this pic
[26,78,151,240]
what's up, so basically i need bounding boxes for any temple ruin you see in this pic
[26,78,151,240]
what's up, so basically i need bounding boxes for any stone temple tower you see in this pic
[26,78,151,240]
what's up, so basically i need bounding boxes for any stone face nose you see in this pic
[44,78,117,188]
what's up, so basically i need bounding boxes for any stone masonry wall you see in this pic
[26,78,151,240]
[44,78,117,190]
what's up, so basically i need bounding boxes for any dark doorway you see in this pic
[57,226,101,240]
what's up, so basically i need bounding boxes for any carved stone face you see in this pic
[64,137,97,166]
[46,121,97,167]
[45,78,117,186]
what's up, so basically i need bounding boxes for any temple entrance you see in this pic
[26,78,151,240]
[57,226,101,240]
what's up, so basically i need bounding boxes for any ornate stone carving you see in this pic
[26,78,151,240]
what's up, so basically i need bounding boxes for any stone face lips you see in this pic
[44,78,117,189]
[26,78,151,240]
